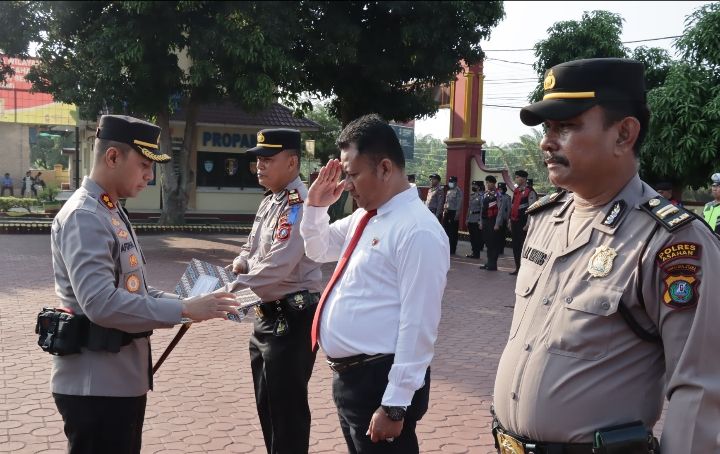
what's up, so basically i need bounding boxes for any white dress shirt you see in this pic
[300,186,450,406]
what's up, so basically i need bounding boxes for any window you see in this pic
[196,151,260,189]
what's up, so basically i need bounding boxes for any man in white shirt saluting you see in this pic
[300,114,450,453]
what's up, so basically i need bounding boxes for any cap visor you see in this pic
[520,99,598,126]
[135,146,171,163]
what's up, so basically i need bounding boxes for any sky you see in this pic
[415,1,713,145]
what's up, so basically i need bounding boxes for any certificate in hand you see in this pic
[175,258,260,323]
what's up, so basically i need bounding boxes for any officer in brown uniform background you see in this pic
[508,170,538,275]
[466,180,485,258]
[443,175,463,255]
[49,115,238,454]
[226,128,323,454]
[492,58,720,453]
[425,173,445,221]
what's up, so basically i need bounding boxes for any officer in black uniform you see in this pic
[481,175,503,271]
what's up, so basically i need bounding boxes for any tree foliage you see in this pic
[642,3,720,189]
[289,1,505,125]
[302,101,342,164]
[485,130,553,194]
[0,1,41,82]
[406,135,447,186]
[530,11,627,102]
[23,1,297,223]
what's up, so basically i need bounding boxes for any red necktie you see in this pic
[311,209,377,351]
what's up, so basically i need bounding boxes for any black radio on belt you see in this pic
[593,421,659,454]
[36,307,151,356]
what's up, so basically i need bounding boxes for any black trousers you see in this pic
[510,220,528,270]
[482,218,503,269]
[1,186,13,196]
[442,210,459,254]
[249,304,318,454]
[467,222,484,256]
[333,356,430,454]
[53,393,146,454]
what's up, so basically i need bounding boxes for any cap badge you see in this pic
[587,245,617,278]
[100,193,116,210]
[544,69,556,90]
[257,132,265,143]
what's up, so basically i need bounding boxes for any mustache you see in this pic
[544,153,570,167]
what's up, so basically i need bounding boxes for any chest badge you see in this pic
[371,238,379,246]
[587,245,617,278]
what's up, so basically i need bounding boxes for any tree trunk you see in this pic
[158,97,198,225]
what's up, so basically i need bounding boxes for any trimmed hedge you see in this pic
[0,197,40,212]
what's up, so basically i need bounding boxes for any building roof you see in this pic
[170,101,320,131]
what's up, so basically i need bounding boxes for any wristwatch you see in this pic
[381,405,406,421]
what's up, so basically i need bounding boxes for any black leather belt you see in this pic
[326,353,394,373]
[254,291,320,320]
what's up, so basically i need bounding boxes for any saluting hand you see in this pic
[367,407,403,443]
[181,292,240,322]
[307,159,346,207]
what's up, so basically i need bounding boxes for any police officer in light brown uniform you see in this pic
[492,59,720,454]
[50,115,238,454]
[225,128,323,454]
[425,173,445,221]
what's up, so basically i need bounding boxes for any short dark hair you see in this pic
[336,114,405,169]
[601,101,650,155]
[485,175,497,183]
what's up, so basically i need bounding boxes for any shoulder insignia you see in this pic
[288,189,303,206]
[100,193,116,210]
[526,190,567,215]
[641,197,694,232]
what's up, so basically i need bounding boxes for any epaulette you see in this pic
[640,196,694,232]
[288,189,303,206]
[526,190,566,215]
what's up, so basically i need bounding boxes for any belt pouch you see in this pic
[593,421,654,454]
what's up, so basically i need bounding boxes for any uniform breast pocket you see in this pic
[545,282,623,360]
[509,263,544,340]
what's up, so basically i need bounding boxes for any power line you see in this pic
[482,34,683,52]
[486,57,534,66]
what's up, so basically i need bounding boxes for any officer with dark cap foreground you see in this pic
[508,170,537,275]
[703,172,720,233]
[492,58,720,453]
[224,128,323,454]
[48,115,239,454]
[442,175,463,255]
[465,180,485,258]
[425,173,444,221]
[655,181,683,207]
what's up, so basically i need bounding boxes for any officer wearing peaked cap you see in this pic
[442,176,463,254]
[225,128,323,454]
[492,59,720,454]
[425,173,444,221]
[465,180,485,258]
[49,115,238,454]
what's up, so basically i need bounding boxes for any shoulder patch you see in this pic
[656,242,701,267]
[288,189,303,206]
[526,190,567,215]
[641,197,694,232]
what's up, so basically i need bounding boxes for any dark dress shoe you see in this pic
[466,254,479,259]
[480,264,488,269]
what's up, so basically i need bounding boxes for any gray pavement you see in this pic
[0,233,539,453]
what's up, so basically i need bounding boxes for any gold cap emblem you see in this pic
[257,131,265,143]
[544,69,556,90]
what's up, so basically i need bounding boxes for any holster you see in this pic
[36,307,151,356]
[593,421,660,454]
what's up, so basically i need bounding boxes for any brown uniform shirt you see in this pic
[227,176,323,301]
[494,174,720,453]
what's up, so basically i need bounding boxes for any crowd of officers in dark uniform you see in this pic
[421,170,537,273]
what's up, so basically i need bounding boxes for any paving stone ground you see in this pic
[0,232,663,453]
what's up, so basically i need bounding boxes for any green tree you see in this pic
[302,101,342,164]
[31,133,70,169]
[0,1,41,82]
[531,11,627,102]
[406,135,447,186]
[289,1,505,125]
[641,3,720,189]
[24,1,296,224]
